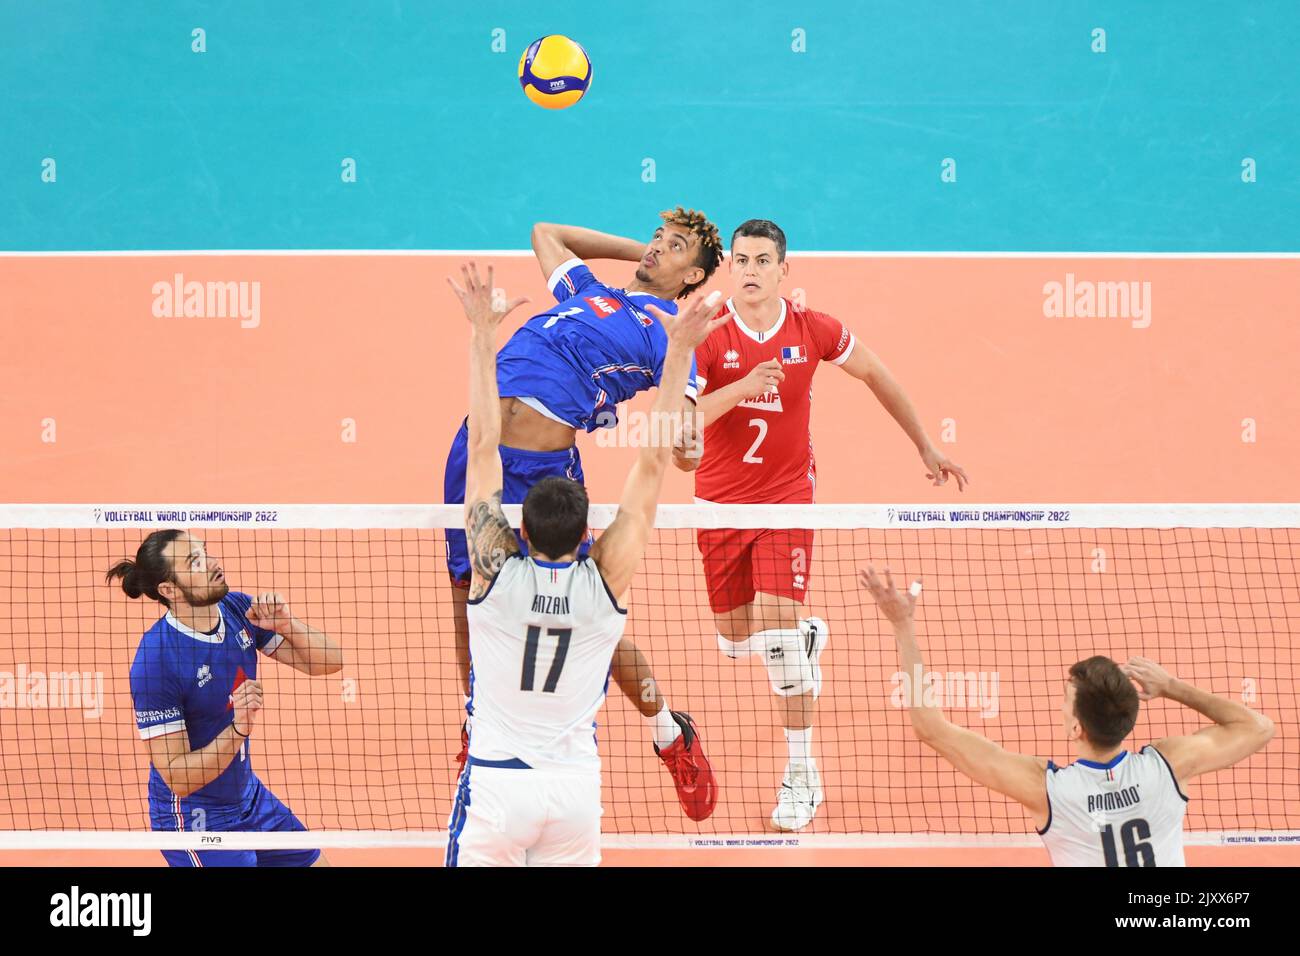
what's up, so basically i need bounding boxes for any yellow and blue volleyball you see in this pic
[518,35,592,110]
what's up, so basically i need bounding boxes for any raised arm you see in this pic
[838,344,970,491]
[246,592,342,676]
[862,566,1049,828]
[1123,657,1274,783]
[531,222,645,283]
[448,263,531,599]
[592,292,727,603]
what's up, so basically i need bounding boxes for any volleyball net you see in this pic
[0,503,1296,851]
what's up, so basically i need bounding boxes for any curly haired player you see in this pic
[444,262,724,865]
[442,208,725,820]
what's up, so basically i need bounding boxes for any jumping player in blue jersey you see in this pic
[444,208,723,820]
[108,532,343,866]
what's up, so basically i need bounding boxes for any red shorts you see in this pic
[696,528,814,614]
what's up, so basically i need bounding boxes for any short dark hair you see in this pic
[522,477,589,560]
[1069,656,1140,749]
[731,219,787,262]
[105,529,184,607]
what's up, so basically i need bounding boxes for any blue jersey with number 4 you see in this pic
[495,257,698,431]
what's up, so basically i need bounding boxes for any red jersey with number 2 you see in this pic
[694,297,855,504]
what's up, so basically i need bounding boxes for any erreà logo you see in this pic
[737,391,783,412]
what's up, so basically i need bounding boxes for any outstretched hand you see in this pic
[859,565,920,625]
[645,290,727,350]
[447,262,530,331]
[920,445,969,490]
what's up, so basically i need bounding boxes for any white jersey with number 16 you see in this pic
[1039,745,1189,867]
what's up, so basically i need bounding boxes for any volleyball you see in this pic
[518,35,592,109]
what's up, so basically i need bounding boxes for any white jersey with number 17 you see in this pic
[465,553,628,773]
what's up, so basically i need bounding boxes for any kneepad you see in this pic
[757,628,814,697]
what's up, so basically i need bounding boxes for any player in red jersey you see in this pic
[694,219,970,830]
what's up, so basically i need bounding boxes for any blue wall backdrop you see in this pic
[2,1,1296,251]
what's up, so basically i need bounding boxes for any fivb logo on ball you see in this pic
[518,35,592,110]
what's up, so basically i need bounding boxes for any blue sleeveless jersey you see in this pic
[495,257,699,431]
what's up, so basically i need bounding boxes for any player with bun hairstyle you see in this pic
[108,530,342,867]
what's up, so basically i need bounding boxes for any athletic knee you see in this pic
[757,628,815,697]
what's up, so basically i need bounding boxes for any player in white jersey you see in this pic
[862,567,1275,866]
[444,262,725,866]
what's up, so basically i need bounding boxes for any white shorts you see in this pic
[445,763,603,867]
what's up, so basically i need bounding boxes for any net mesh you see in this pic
[0,505,1296,845]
